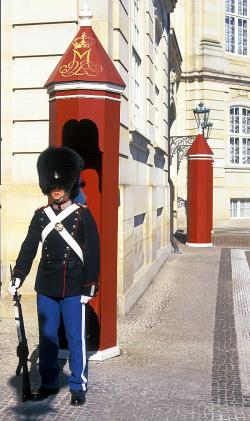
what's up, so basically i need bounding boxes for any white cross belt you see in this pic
[42,204,84,262]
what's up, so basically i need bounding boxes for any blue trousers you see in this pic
[37,294,87,391]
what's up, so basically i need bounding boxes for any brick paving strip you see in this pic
[231,249,250,400]
[245,252,250,269]
[211,249,243,405]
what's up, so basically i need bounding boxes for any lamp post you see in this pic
[169,102,213,250]
[186,104,214,247]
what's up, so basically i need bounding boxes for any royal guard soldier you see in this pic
[8,146,100,406]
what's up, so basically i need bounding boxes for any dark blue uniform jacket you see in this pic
[13,202,100,298]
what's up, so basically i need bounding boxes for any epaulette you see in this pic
[35,204,49,212]
[75,202,88,208]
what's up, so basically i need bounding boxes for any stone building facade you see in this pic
[170,0,250,232]
[1,0,177,313]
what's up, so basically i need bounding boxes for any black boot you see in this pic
[70,390,86,406]
[31,386,59,401]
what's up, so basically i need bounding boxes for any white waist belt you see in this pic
[42,204,84,263]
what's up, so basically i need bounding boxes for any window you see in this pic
[154,28,161,145]
[132,0,140,53]
[131,49,141,130]
[225,0,249,56]
[131,0,142,130]
[230,199,250,217]
[229,106,250,165]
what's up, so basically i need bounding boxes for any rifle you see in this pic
[10,265,33,402]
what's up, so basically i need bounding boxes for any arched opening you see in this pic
[62,119,102,227]
[62,119,102,186]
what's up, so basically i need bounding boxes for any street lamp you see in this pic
[203,121,213,140]
[170,101,213,169]
[193,102,213,138]
[193,102,210,132]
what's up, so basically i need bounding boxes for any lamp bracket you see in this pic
[170,135,195,171]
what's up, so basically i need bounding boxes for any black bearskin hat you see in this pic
[37,147,84,199]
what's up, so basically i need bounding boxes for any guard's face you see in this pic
[50,188,66,201]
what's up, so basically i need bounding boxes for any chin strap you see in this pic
[52,193,70,205]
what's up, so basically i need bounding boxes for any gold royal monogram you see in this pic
[59,33,103,78]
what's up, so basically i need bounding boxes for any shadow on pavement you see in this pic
[6,400,58,420]
[7,345,68,418]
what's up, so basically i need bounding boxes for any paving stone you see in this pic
[1,244,250,420]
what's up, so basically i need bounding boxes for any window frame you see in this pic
[230,198,250,218]
[130,0,144,133]
[131,48,142,131]
[154,27,161,147]
[225,0,249,57]
[229,105,250,166]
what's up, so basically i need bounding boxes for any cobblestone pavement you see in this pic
[0,245,250,421]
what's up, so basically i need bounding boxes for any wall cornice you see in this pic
[181,70,250,86]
